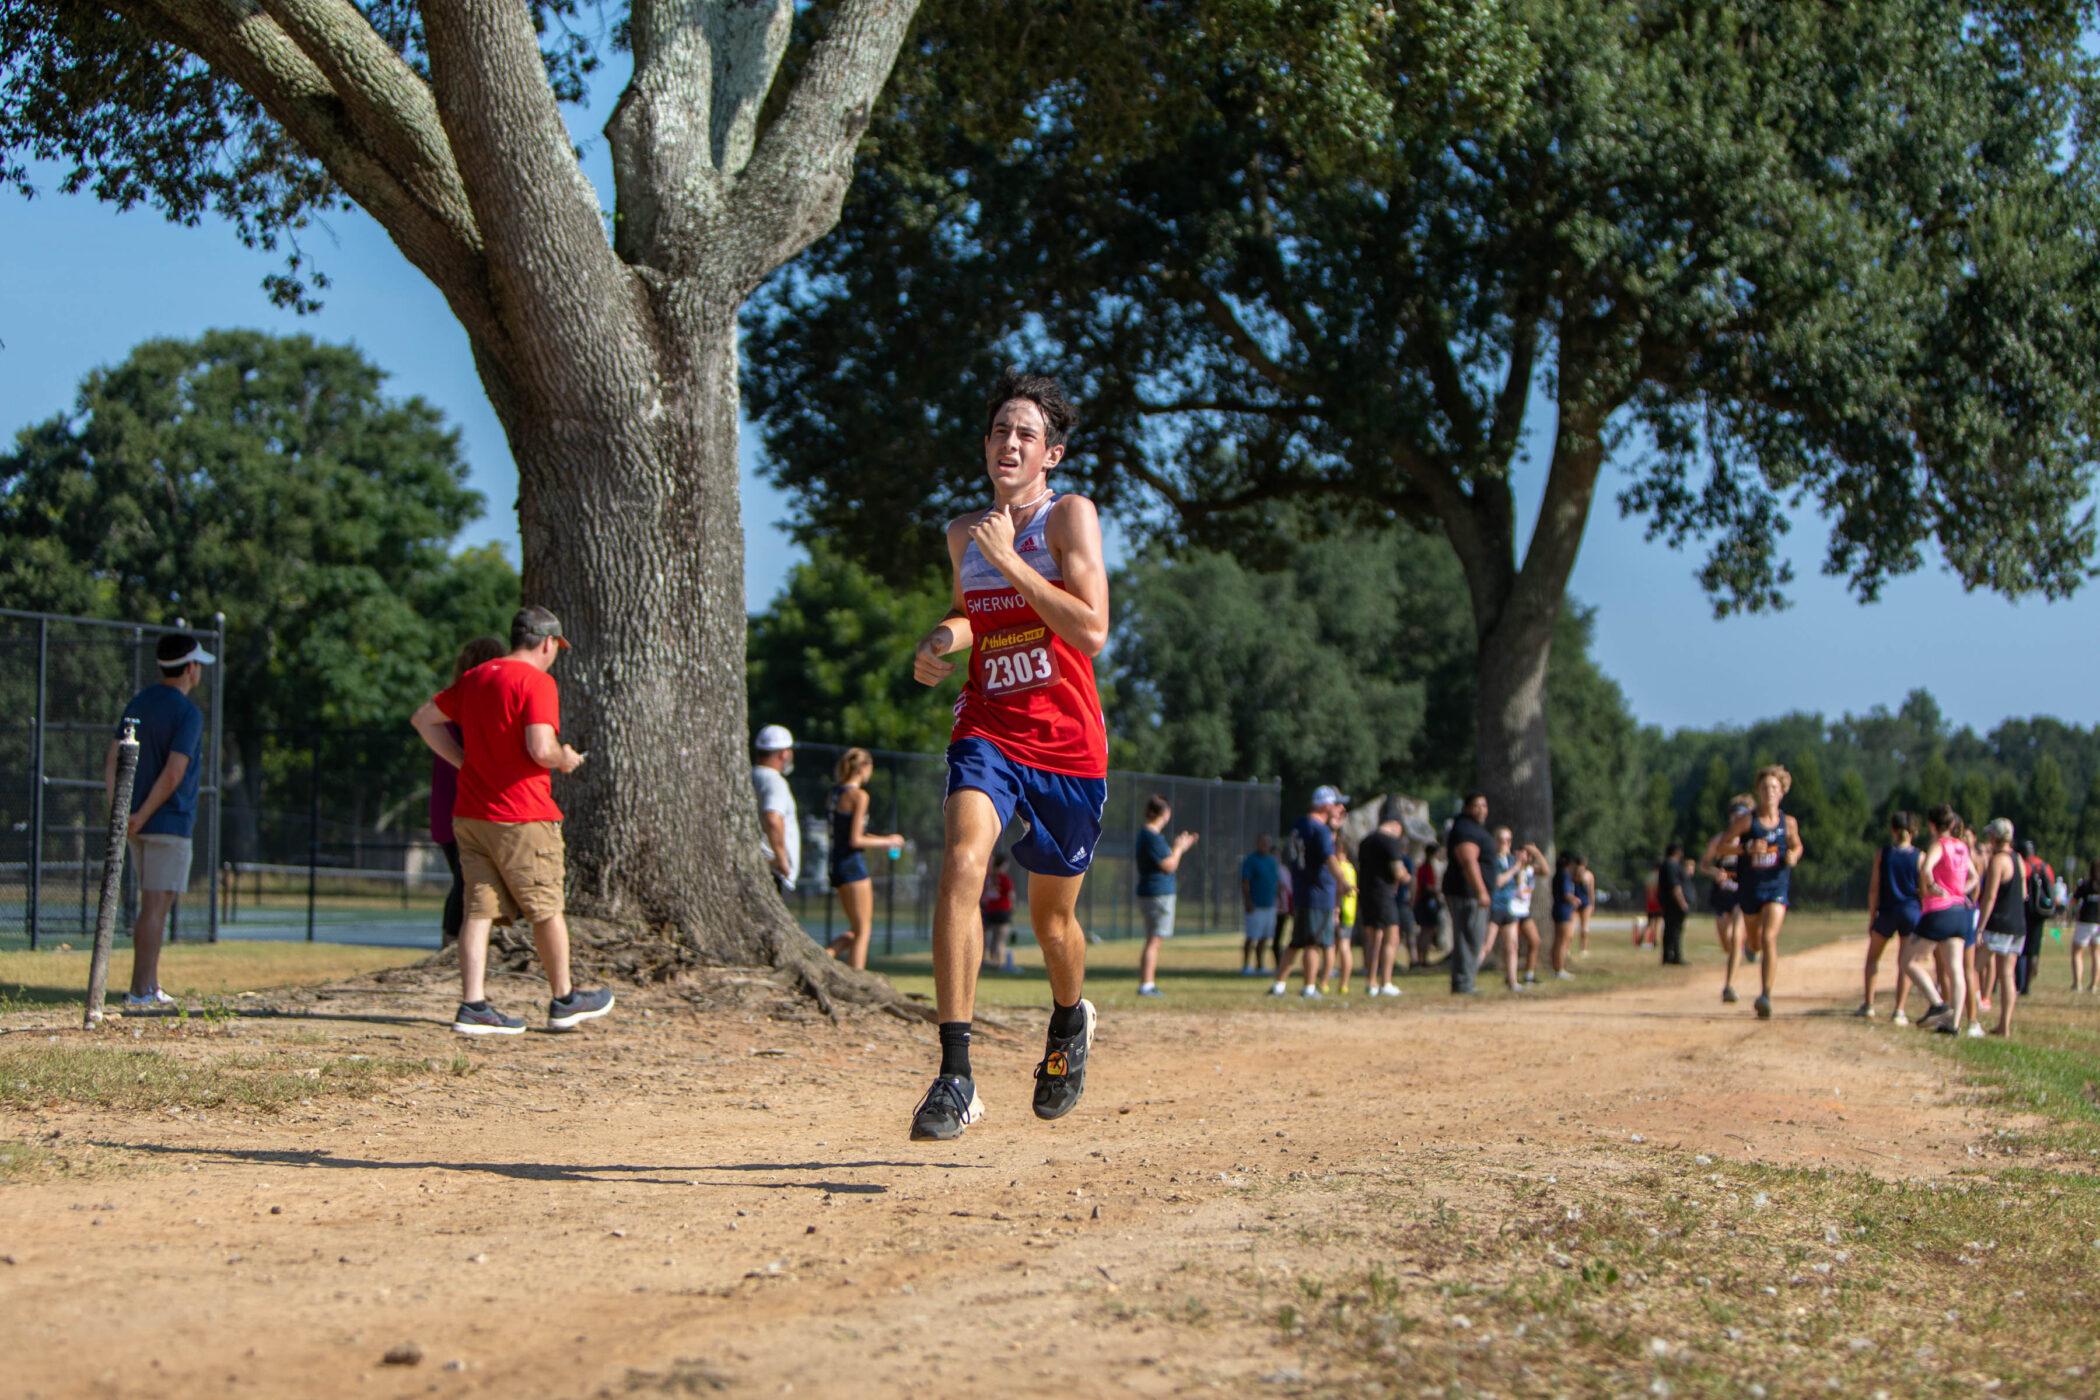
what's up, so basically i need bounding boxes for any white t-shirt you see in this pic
[752,765,800,886]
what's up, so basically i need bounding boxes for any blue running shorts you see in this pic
[944,738,1107,879]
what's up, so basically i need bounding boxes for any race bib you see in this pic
[977,623,1060,697]
[1749,840,1779,869]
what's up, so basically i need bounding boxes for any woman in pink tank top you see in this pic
[1903,804,1978,1033]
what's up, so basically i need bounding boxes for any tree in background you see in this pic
[746,0,2100,854]
[746,544,962,757]
[2022,754,2073,861]
[4,0,921,987]
[1105,520,1649,876]
[0,331,516,856]
[2076,770,2100,865]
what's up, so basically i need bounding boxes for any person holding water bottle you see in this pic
[825,747,906,970]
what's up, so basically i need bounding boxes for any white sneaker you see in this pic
[1892,1010,1910,1027]
[1300,986,1322,999]
[1365,984,1381,998]
[1555,970,1575,980]
[1380,983,1401,997]
[1967,1022,1986,1038]
[122,988,175,1012]
[1268,982,1288,997]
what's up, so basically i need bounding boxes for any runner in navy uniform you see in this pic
[908,369,1109,1142]
[1859,811,1922,1022]
[1700,795,1751,1003]
[1721,767,1802,1020]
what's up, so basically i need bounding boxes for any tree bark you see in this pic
[485,288,880,1002]
[101,0,920,998]
[1445,384,1609,852]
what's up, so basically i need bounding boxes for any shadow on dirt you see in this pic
[94,1140,997,1189]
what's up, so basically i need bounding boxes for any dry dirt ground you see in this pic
[0,938,2027,1399]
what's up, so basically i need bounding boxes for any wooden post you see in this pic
[85,720,140,1029]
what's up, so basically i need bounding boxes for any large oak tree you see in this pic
[745,0,2100,847]
[4,0,921,992]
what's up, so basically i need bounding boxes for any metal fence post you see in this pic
[306,731,320,943]
[29,616,48,949]
[207,612,224,942]
[884,756,899,955]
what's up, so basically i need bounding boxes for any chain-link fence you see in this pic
[0,609,226,949]
[776,744,1280,954]
[5,609,1281,953]
[215,728,450,947]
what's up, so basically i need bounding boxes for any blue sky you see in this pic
[5,67,2097,739]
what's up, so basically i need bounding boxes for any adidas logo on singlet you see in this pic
[1018,536,1042,553]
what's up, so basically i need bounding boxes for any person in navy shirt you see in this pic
[1273,785,1353,998]
[1238,832,1282,975]
[104,633,213,1011]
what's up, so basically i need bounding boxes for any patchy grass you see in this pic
[868,912,1858,1014]
[1226,1152,2100,1398]
[0,1042,452,1114]
[1931,980,2100,1160]
[0,943,429,1011]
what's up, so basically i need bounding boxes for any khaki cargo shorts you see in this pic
[452,817,565,923]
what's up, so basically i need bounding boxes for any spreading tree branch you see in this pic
[725,0,917,291]
[104,0,499,339]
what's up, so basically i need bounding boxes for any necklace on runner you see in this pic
[1004,485,1053,517]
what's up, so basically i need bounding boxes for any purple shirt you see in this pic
[429,722,462,845]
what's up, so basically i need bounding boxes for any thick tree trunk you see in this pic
[483,297,881,1001]
[1470,596,1559,849]
[1444,389,1608,854]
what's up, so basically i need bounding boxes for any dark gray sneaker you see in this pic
[547,986,615,1031]
[910,1075,983,1141]
[453,1002,525,1036]
[1032,998,1097,1121]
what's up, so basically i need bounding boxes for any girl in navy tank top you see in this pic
[823,748,905,971]
[1701,795,1753,1005]
[1860,811,1922,1022]
[1723,766,1802,1020]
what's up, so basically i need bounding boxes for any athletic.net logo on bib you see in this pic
[976,623,1059,696]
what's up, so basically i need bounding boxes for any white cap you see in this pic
[754,724,794,752]
[1311,784,1347,807]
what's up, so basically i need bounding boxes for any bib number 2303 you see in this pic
[979,641,1058,696]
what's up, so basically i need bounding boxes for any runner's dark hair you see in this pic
[985,366,1076,450]
[1926,802,1958,833]
[1888,810,1916,837]
[452,635,505,683]
[1144,794,1170,821]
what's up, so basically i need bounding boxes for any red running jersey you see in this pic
[950,494,1108,778]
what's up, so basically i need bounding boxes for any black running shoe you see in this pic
[1032,998,1097,1121]
[1721,985,1739,1004]
[453,1002,525,1036]
[910,1074,983,1141]
[548,986,615,1030]
[1754,993,1772,1020]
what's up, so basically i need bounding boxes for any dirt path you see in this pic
[2,935,1991,1399]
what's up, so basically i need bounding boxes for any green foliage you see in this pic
[744,541,962,755]
[749,0,2100,607]
[1,3,614,309]
[0,330,514,732]
[1108,535,1428,804]
[1107,520,1648,873]
[0,331,517,848]
[2025,753,2073,858]
[2077,769,2100,866]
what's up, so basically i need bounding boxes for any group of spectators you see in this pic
[1132,785,1603,999]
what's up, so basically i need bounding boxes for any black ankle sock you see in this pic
[464,999,490,1012]
[938,1022,972,1079]
[1048,999,1085,1039]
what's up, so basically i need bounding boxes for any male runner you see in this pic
[907,369,1109,1142]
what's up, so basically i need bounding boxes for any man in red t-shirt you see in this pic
[411,605,614,1035]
